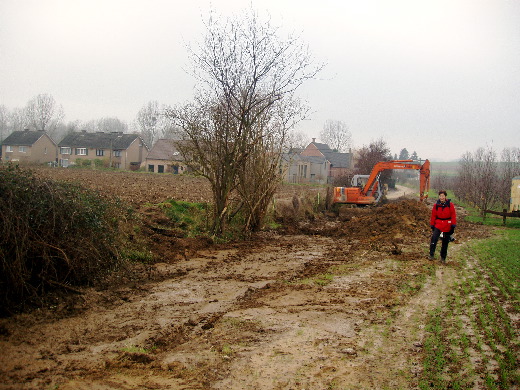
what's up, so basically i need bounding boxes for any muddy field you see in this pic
[0,168,491,389]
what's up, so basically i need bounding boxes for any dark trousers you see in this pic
[430,228,451,259]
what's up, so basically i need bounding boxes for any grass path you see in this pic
[419,229,520,389]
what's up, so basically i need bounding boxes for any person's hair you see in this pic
[438,190,447,196]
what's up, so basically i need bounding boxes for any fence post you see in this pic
[503,208,507,226]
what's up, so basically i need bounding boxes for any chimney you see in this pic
[312,138,316,143]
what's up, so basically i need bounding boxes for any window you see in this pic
[44,147,48,154]
[60,147,71,154]
[76,148,87,156]
[158,165,164,173]
[96,149,104,156]
[113,150,121,157]
[60,159,69,168]
[298,164,307,178]
[6,145,13,152]
[19,146,27,153]
[148,164,154,172]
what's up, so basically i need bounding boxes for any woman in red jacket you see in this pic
[429,190,457,263]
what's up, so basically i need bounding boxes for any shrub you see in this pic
[0,164,126,315]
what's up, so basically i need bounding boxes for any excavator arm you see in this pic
[418,159,430,201]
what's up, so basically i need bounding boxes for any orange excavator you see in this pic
[332,159,430,205]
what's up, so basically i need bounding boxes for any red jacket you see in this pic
[430,200,457,233]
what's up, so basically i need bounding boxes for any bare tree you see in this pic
[319,120,351,152]
[160,114,183,140]
[355,138,391,174]
[285,129,310,151]
[457,151,476,204]
[83,117,128,133]
[9,107,30,132]
[168,8,322,235]
[25,94,64,136]
[236,100,306,232]
[432,170,450,191]
[0,105,8,144]
[135,101,161,148]
[456,147,500,215]
[52,119,87,142]
[474,147,500,215]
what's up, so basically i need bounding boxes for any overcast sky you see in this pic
[1,0,519,161]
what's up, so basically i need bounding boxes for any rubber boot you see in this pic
[429,242,436,260]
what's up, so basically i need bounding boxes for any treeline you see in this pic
[454,147,520,213]
[0,94,182,149]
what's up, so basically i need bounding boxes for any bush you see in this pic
[0,165,126,315]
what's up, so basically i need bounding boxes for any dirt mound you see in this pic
[296,200,429,237]
[338,199,430,238]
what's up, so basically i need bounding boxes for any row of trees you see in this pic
[0,96,132,145]
[455,146,520,213]
[0,96,185,149]
[0,95,65,142]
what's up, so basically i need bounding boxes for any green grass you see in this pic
[160,199,209,235]
[121,345,154,354]
[120,249,154,263]
[419,229,520,389]
[298,273,334,286]
[455,197,520,228]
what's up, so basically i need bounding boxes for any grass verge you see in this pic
[419,229,520,389]
[453,194,520,229]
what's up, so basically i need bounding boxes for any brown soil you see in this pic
[0,168,492,389]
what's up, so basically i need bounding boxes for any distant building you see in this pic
[1,129,57,164]
[145,139,187,173]
[58,131,148,169]
[281,138,353,184]
[281,153,330,184]
[511,176,520,212]
[300,138,353,181]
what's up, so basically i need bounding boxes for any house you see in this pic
[1,129,57,164]
[281,152,330,184]
[145,139,187,173]
[57,131,148,169]
[300,138,353,181]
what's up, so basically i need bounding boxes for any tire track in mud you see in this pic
[0,236,335,389]
[0,236,457,390]
[209,252,460,389]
